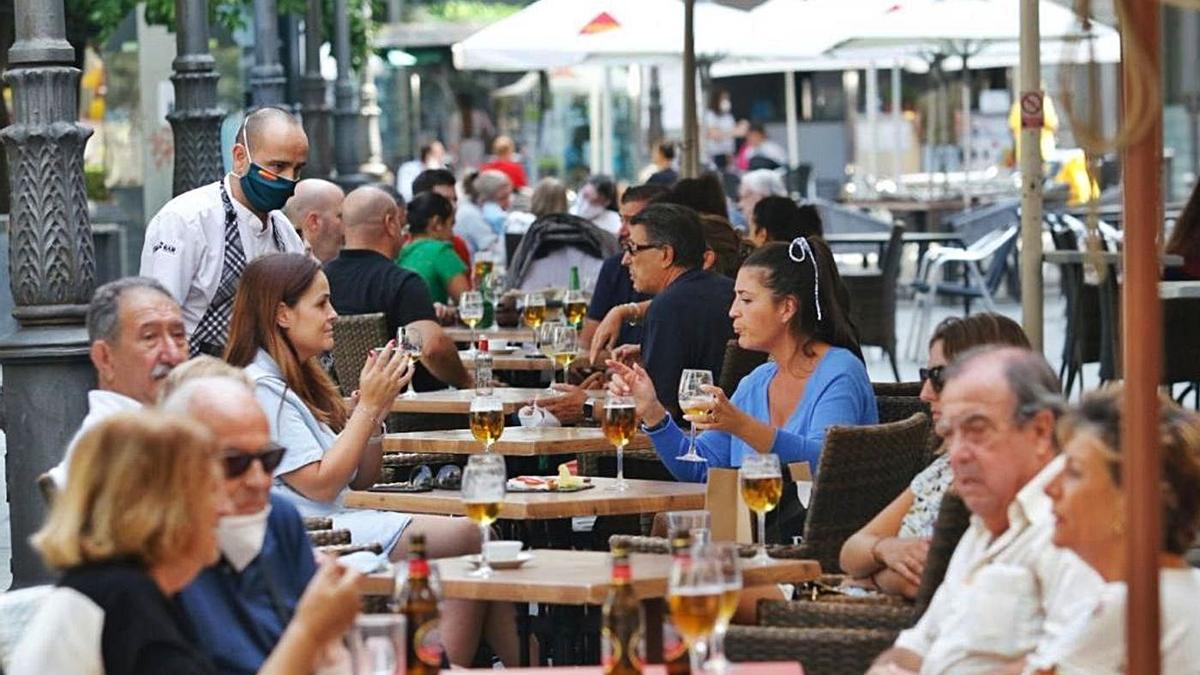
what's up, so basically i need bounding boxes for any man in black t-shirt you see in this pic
[324,185,470,391]
[623,203,735,420]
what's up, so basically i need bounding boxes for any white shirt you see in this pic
[48,390,142,488]
[587,209,622,237]
[1035,568,1200,675]
[139,175,305,334]
[894,455,1103,674]
[8,587,104,675]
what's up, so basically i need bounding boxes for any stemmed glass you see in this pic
[740,452,782,565]
[677,369,715,462]
[695,542,742,672]
[469,395,504,453]
[550,325,579,387]
[460,291,484,355]
[462,453,507,578]
[602,394,636,492]
[397,326,424,399]
[536,321,561,393]
[667,545,724,673]
[521,291,546,331]
[563,289,587,329]
[346,614,406,675]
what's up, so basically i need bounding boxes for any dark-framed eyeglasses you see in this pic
[919,365,947,394]
[622,241,664,257]
[221,443,286,478]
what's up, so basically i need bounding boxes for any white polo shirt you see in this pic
[48,390,142,488]
[139,175,305,334]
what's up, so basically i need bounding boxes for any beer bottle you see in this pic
[569,265,581,291]
[475,338,493,395]
[397,533,443,674]
[664,532,692,675]
[602,545,644,675]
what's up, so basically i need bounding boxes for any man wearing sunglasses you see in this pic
[140,106,307,357]
[166,376,320,675]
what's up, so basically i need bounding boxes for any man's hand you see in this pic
[588,305,627,364]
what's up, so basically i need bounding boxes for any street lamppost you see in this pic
[332,0,367,188]
[301,0,333,178]
[0,0,97,586]
[249,0,287,106]
[168,0,225,196]
[358,0,389,180]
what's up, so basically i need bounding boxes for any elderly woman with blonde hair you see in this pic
[10,412,361,675]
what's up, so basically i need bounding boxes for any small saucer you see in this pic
[466,552,533,570]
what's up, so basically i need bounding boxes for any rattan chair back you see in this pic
[718,339,768,395]
[332,313,389,396]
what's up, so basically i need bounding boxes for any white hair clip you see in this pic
[787,236,822,322]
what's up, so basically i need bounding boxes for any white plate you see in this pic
[466,552,533,569]
[488,347,518,355]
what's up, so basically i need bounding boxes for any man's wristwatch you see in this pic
[624,302,642,326]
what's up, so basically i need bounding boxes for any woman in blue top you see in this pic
[610,237,877,484]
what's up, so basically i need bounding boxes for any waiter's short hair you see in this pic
[87,277,175,344]
[237,106,303,148]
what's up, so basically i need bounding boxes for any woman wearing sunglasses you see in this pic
[839,313,1030,598]
[224,253,518,667]
[11,412,361,674]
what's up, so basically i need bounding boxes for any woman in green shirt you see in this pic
[397,191,470,304]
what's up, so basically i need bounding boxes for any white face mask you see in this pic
[217,505,272,572]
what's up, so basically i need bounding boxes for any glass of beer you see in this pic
[550,325,578,387]
[459,291,484,354]
[397,326,424,399]
[469,395,505,453]
[694,542,742,672]
[563,289,588,329]
[602,394,637,491]
[676,369,715,463]
[740,452,783,564]
[473,252,494,286]
[462,453,507,578]
[521,291,546,330]
[667,546,724,672]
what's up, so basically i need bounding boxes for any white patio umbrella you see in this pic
[451,0,751,71]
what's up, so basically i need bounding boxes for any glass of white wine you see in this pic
[677,369,715,463]
[468,395,504,453]
[694,542,742,672]
[602,394,637,492]
[740,452,782,565]
[563,289,588,329]
[550,325,578,387]
[460,291,484,355]
[667,545,724,673]
[536,321,561,393]
[397,325,424,399]
[521,291,546,330]
[462,453,506,578]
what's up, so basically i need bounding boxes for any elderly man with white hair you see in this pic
[737,168,788,228]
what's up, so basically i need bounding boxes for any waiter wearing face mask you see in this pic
[140,106,308,357]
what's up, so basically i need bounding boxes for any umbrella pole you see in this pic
[1019,0,1043,350]
[1121,0,1163,671]
[893,62,903,184]
[785,70,800,173]
[682,0,700,178]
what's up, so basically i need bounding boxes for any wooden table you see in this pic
[425,549,821,605]
[445,326,536,344]
[387,387,556,414]
[383,426,652,456]
[459,349,553,371]
[455,666,802,674]
[347,477,705,519]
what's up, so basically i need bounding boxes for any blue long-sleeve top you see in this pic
[646,347,878,483]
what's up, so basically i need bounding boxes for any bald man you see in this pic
[283,179,345,263]
[141,106,308,357]
[323,185,471,390]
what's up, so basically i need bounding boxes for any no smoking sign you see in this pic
[1020,91,1044,129]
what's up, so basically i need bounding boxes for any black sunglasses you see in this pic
[622,241,664,256]
[222,444,286,478]
[919,366,946,393]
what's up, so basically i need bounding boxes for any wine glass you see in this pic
[460,291,484,354]
[469,395,504,452]
[563,289,588,329]
[677,369,715,462]
[346,614,406,675]
[521,291,546,331]
[602,394,636,492]
[536,321,561,393]
[667,545,724,673]
[550,325,579,387]
[462,453,507,578]
[397,326,424,399]
[740,452,782,565]
[694,542,742,672]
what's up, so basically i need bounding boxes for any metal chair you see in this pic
[842,224,905,380]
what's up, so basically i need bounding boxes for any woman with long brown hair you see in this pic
[225,253,518,666]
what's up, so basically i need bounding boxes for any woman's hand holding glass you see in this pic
[357,342,414,420]
[685,384,748,436]
[606,359,667,427]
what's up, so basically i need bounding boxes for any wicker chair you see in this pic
[725,625,895,675]
[718,339,768,395]
[875,395,931,425]
[308,528,351,547]
[379,451,459,484]
[318,542,385,557]
[302,516,334,531]
[872,381,923,398]
[331,313,389,396]
[842,224,905,381]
